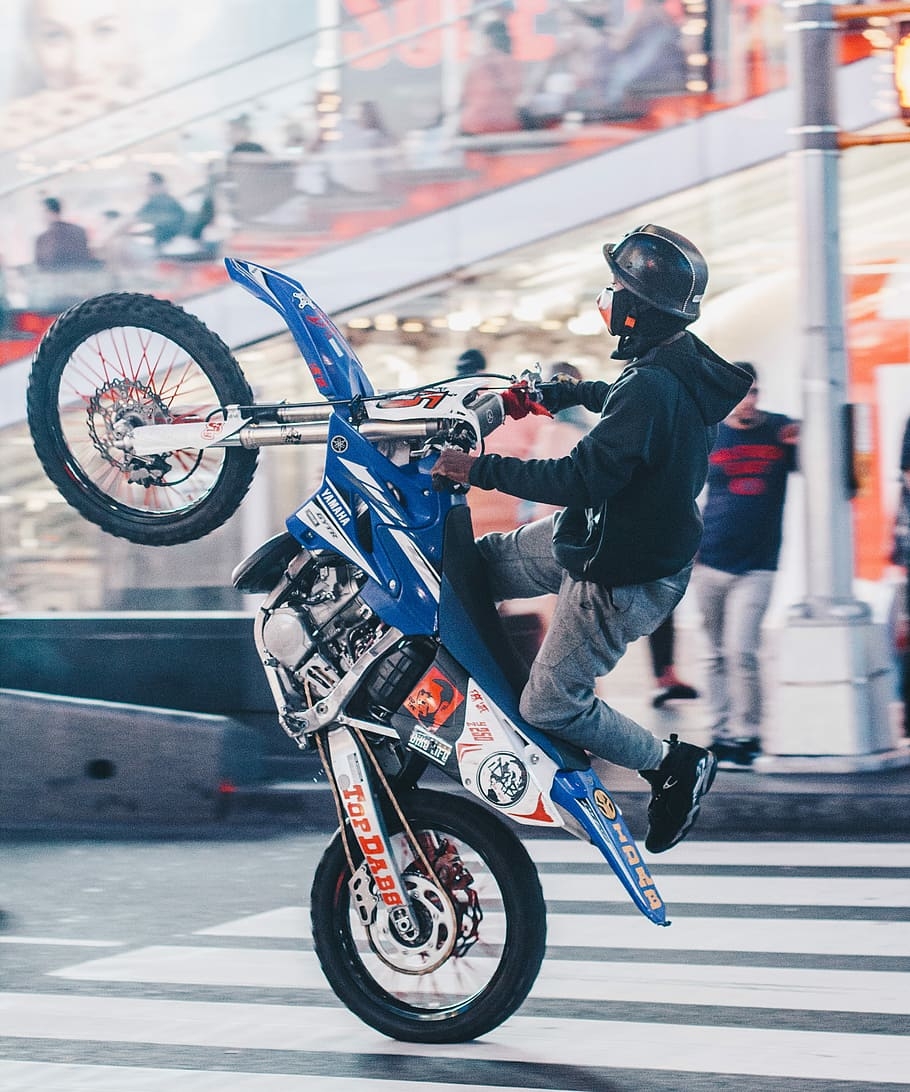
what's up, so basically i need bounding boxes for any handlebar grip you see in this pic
[469,391,506,438]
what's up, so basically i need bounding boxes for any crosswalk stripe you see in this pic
[525,839,910,868]
[197,906,910,955]
[545,911,910,954]
[0,937,123,948]
[539,872,910,906]
[197,908,308,938]
[197,875,910,914]
[48,945,910,1015]
[2,994,908,1083]
[0,1061,553,1092]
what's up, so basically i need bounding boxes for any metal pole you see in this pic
[788,0,866,617]
[760,0,906,771]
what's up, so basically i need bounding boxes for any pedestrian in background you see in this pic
[648,612,698,708]
[34,196,95,270]
[692,362,800,767]
[456,348,487,378]
[132,172,185,249]
[227,113,267,155]
[458,17,524,135]
[893,414,910,736]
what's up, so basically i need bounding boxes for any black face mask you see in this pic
[611,298,689,360]
[606,287,637,339]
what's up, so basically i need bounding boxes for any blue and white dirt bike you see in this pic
[26,259,670,1043]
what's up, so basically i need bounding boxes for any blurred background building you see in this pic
[0,0,907,627]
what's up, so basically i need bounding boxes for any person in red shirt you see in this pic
[692,362,800,767]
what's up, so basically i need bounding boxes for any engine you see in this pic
[259,554,382,720]
[256,550,438,747]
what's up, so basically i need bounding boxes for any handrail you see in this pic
[3,25,325,164]
[0,0,503,201]
[834,3,910,20]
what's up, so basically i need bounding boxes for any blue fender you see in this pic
[550,767,670,925]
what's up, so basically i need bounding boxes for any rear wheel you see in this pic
[26,293,258,545]
[310,788,547,1043]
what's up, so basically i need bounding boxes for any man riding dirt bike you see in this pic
[26,222,751,1044]
[433,224,753,854]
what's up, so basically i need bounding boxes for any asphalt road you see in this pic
[1,829,909,1091]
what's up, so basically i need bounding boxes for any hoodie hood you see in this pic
[638,331,753,426]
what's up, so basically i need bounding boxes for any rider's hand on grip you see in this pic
[539,372,580,413]
[432,447,475,491]
[501,381,553,420]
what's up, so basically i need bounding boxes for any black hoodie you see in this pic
[469,332,753,586]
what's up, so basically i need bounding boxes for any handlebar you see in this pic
[131,379,525,456]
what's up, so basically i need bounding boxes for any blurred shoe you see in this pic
[640,733,717,853]
[652,680,699,708]
[711,737,760,769]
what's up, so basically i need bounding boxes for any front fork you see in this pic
[323,726,435,946]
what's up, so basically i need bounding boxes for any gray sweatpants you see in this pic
[690,564,775,741]
[477,516,691,771]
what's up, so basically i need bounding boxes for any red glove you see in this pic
[501,382,553,420]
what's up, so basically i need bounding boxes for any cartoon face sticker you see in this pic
[477,752,529,807]
[404,667,464,730]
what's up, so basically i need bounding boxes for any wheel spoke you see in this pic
[348,830,507,1011]
[56,323,226,518]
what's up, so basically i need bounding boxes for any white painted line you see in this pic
[51,946,319,989]
[1,994,908,1084]
[197,907,310,938]
[524,839,910,868]
[534,959,910,1014]
[0,1060,558,1092]
[540,872,910,907]
[0,937,123,948]
[196,907,910,957]
[49,945,910,1015]
[544,912,910,956]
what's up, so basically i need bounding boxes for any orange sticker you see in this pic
[404,667,464,730]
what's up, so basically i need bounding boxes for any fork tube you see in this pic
[237,420,438,448]
[327,727,419,935]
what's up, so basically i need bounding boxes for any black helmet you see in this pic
[603,224,707,321]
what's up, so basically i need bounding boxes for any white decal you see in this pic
[338,458,403,525]
[295,499,378,581]
[477,752,529,807]
[387,528,440,602]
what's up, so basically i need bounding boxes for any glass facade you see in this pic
[0,1,907,613]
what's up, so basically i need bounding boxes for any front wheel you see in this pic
[310,788,547,1043]
[26,293,258,546]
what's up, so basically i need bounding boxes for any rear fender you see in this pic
[225,258,373,401]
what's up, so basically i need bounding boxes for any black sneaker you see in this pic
[712,737,760,769]
[640,734,718,853]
